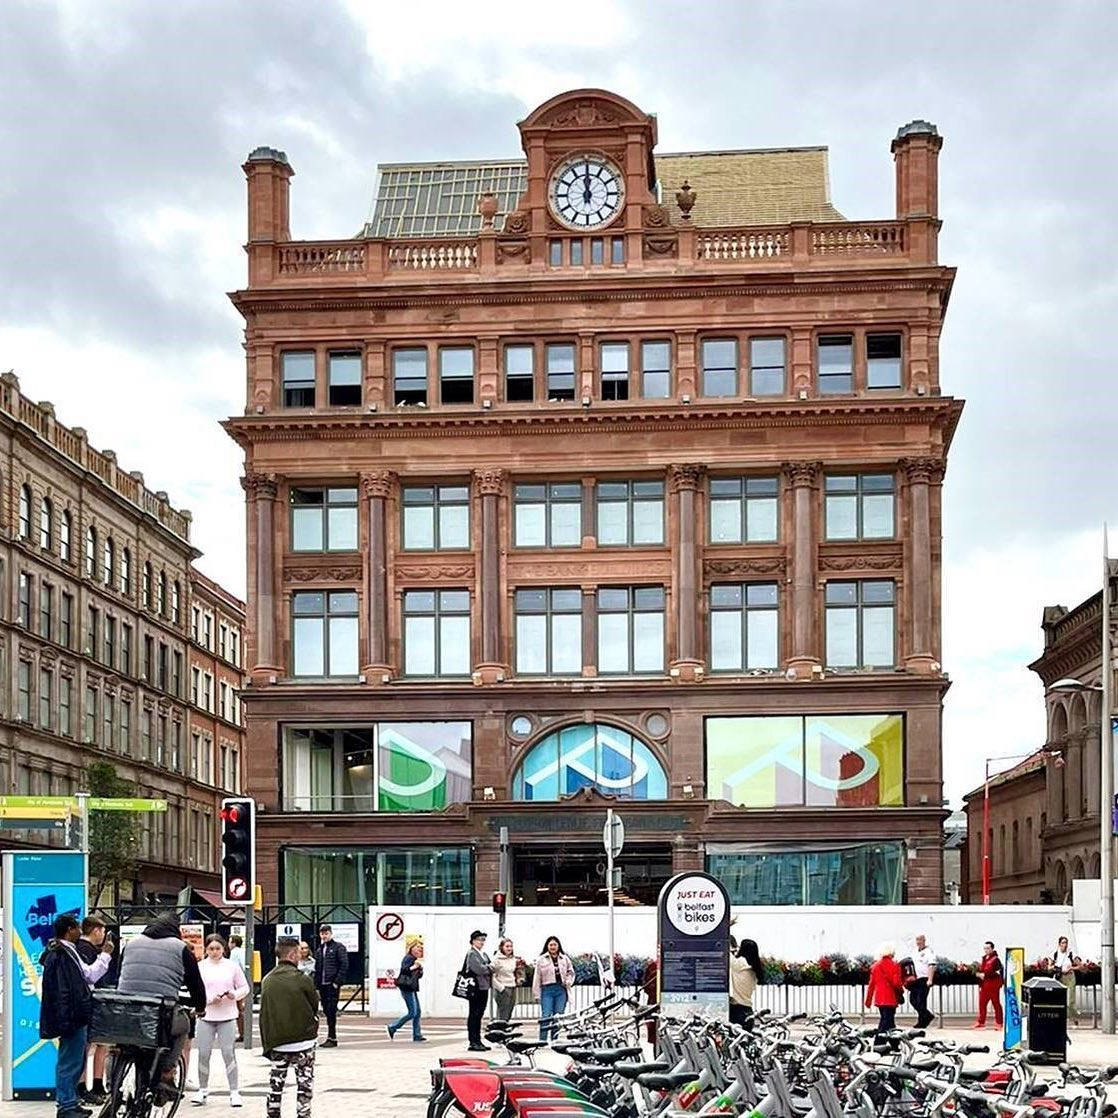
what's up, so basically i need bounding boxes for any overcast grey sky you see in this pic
[2,0,1116,804]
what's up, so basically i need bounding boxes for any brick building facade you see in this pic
[0,371,245,901]
[227,89,963,911]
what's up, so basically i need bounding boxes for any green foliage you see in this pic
[86,761,141,905]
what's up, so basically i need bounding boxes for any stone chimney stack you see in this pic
[891,121,942,219]
[243,147,293,243]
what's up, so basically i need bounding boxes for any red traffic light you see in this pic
[492,891,506,914]
[220,804,243,823]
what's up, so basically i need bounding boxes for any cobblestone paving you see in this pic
[7,1016,1118,1118]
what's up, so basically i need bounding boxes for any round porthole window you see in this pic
[645,713,669,738]
[510,715,533,738]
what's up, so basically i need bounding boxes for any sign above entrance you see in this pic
[657,871,730,1021]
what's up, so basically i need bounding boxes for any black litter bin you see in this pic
[1022,976,1067,1062]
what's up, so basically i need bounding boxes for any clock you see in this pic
[549,154,625,229]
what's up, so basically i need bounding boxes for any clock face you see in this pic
[550,155,624,229]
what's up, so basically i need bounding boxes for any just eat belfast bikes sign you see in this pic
[657,871,730,1020]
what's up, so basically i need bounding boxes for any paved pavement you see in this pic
[7,1016,1118,1118]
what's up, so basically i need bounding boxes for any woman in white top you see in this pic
[1051,935,1077,1017]
[194,935,249,1106]
[296,941,316,978]
[490,938,518,1022]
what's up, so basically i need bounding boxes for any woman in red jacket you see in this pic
[865,943,905,1034]
[973,940,1003,1028]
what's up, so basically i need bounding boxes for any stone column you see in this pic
[782,461,821,679]
[669,464,704,682]
[473,468,508,684]
[901,457,943,673]
[360,470,395,683]
[242,473,281,681]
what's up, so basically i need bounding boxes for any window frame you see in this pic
[708,582,781,672]
[60,510,72,562]
[291,589,360,678]
[401,484,472,551]
[824,579,897,668]
[595,479,666,547]
[815,327,907,394]
[39,497,52,550]
[640,339,672,399]
[514,587,583,676]
[513,482,583,549]
[596,585,666,675]
[438,345,476,406]
[402,588,472,678]
[598,341,631,402]
[281,349,316,408]
[327,349,363,407]
[290,485,360,553]
[391,345,429,407]
[823,473,896,541]
[502,342,536,403]
[707,475,781,544]
[19,485,32,539]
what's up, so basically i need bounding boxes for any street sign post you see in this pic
[604,810,624,983]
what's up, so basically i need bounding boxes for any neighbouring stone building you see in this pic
[226,88,963,911]
[0,371,245,902]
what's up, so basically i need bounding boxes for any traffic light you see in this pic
[220,797,255,905]
[492,891,506,916]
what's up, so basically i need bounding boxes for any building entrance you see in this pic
[512,844,672,906]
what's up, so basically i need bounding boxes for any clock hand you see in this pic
[583,173,592,205]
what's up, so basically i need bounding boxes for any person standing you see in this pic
[464,930,492,1051]
[865,943,905,1035]
[260,938,319,1118]
[40,914,114,1118]
[973,941,1003,1029]
[296,942,316,979]
[193,935,249,1106]
[490,938,518,1023]
[74,916,112,1105]
[909,934,937,1029]
[1052,936,1077,1020]
[229,935,246,1043]
[729,939,765,1026]
[313,926,348,1048]
[386,942,426,1042]
[531,936,575,1043]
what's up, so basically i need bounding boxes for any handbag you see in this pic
[396,963,419,992]
[451,954,477,1000]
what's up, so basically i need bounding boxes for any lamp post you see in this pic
[1050,526,1115,1034]
[981,751,1062,905]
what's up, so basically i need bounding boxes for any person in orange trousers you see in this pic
[974,940,1003,1028]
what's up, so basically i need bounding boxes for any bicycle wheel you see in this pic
[150,1056,186,1118]
[102,1050,137,1118]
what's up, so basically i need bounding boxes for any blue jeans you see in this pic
[56,1025,87,1111]
[538,984,567,1041]
[390,990,422,1039]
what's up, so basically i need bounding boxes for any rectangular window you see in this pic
[172,651,182,697]
[708,477,779,543]
[202,674,212,711]
[818,334,854,394]
[545,343,576,401]
[39,583,53,640]
[439,346,474,405]
[750,337,786,396]
[393,347,428,406]
[569,239,583,266]
[18,661,32,721]
[590,238,604,265]
[402,485,470,550]
[190,731,201,779]
[104,617,116,669]
[120,698,131,754]
[158,643,168,690]
[290,487,359,552]
[292,590,359,677]
[84,686,97,744]
[141,708,152,760]
[513,483,582,547]
[548,240,562,267]
[597,586,665,674]
[515,588,582,675]
[61,592,73,648]
[599,342,629,401]
[87,606,100,659]
[403,589,471,677]
[59,676,72,737]
[192,607,200,642]
[641,341,671,399]
[38,667,52,728]
[191,667,200,705]
[144,635,154,681]
[702,338,737,397]
[867,333,902,389]
[611,237,625,265]
[282,350,315,407]
[709,583,780,672]
[220,681,228,719]
[705,714,904,810]
[103,693,114,750]
[327,350,362,406]
[121,623,132,675]
[596,480,664,546]
[203,614,212,649]
[157,714,167,766]
[824,474,896,540]
[219,625,227,660]
[825,580,896,668]
[18,572,31,627]
[504,344,534,402]
[172,721,182,771]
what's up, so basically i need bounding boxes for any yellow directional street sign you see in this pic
[0,804,70,820]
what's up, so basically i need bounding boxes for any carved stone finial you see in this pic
[478,193,498,229]
[675,180,696,220]
[668,464,705,493]
[473,467,507,497]
[360,470,396,500]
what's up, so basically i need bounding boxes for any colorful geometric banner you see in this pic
[1004,946,1025,1051]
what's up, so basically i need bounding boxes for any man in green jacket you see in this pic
[260,937,319,1118]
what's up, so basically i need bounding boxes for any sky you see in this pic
[2,0,1116,806]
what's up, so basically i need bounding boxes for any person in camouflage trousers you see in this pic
[260,937,320,1118]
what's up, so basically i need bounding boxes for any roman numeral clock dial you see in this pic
[549,155,625,230]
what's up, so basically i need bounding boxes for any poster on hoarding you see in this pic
[1004,946,1025,1051]
[181,924,205,961]
[657,871,730,1021]
[1,851,87,1100]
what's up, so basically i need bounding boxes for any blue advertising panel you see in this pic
[1003,946,1025,1052]
[2,851,87,1100]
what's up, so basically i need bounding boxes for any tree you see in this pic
[86,761,141,906]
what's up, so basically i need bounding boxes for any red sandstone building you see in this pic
[226,89,963,910]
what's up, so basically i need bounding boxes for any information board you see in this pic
[657,871,730,1020]
[2,851,87,1100]
[1004,946,1025,1050]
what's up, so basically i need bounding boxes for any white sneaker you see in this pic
[229,1091,243,1108]
[191,1090,207,1106]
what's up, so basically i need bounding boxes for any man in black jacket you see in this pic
[40,914,115,1118]
[313,925,347,1047]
